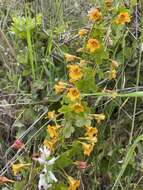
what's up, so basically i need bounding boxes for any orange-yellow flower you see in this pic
[65,53,77,62]
[71,103,84,113]
[93,113,105,123]
[88,8,102,22]
[85,125,98,138]
[115,12,131,24]
[43,138,57,151]
[86,38,100,53]
[47,111,55,119]
[67,87,80,101]
[78,29,89,37]
[67,175,80,190]
[67,65,83,82]
[54,81,66,94]
[82,143,94,156]
[105,0,113,8]
[12,163,31,176]
[108,69,117,80]
[47,125,59,138]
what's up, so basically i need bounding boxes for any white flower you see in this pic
[35,146,58,189]
[40,146,51,156]
[38,167,57,190]
[38,173,51,190]
[33,146,51,164]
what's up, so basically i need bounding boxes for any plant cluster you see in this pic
[1,0,142,190]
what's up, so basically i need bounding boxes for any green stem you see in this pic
[82,91,143,98]
[26,28,35,80]
[25,6,35,80]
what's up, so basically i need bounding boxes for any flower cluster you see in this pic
[44,3,130,189]
[33,147,58,189]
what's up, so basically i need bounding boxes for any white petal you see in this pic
[43,146,51,156]
[33,157,46,165]
[48,171,58,182]
[39,146,51,157]
[38,174,49,190]
[47,157,57,165]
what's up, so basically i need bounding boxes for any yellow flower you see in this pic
[67,65,83,82]
[54,81,66,94]
[82,143,94,156]
[67,87,80,101]
[65,54,77,62]
[93,113,105,123]
[12,163,31,176]
[47,111,55,119]
[43,138,57,151]
[47,125,59,138]
[85,125,98,138]
[86,38,100,53]
[88,8,102,22]
[78,29,89,37]
[115,12,131,24]
[71,103,84,113]
[105,0,113,8]
[108,69,117,80]
[67,176,80,190]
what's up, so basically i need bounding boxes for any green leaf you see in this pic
[14,180,27,190]
[93,47,108,65]
[131,0,137,6]
[55,153,73,168]
[55,142,81,169]
[52,182,67,190]
[11,14,42,39]
[63,123,75,138]
[58,105,69,113]
[22,108,36,124]
[75,115,91,127]
[36,14,42,25]
[70,141,82,157]
[58,104,74,120]
[76,67,97,93]
[92,25,105,40]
